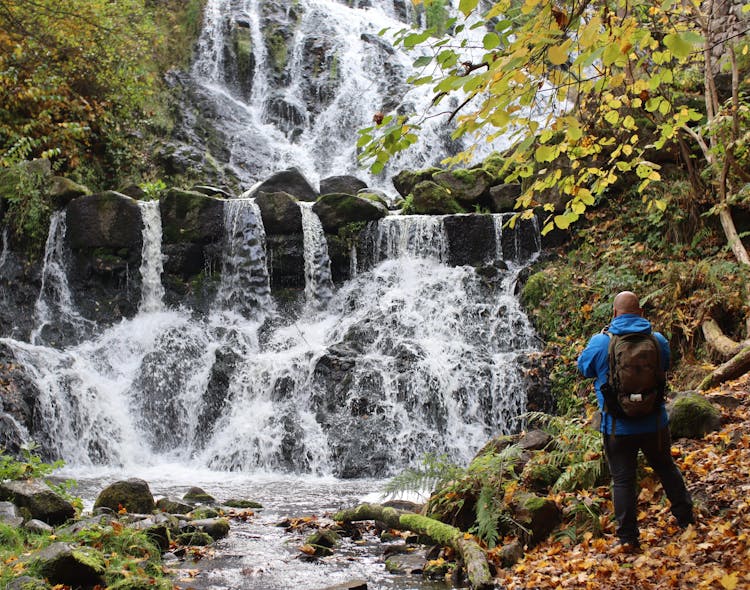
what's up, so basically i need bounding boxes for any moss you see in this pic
[223,499,263,509]
[669,393,721,439]
[175,531,213,546]
[265,26,288,72]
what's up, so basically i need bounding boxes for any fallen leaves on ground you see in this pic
[496,377,750,589]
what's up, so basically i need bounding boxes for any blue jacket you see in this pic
[577,314,670,435]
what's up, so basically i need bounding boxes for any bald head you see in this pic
[613,291,642,317]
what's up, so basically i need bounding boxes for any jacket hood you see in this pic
[608,314,652,335]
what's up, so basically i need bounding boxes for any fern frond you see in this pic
[383,453,465,498]
[552,458,605,493]
[474,484,501,548]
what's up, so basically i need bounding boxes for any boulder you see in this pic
[65,191,142,250]
[32,542,105,587]
[156,496,194,515]
[433,168,493,204]
[319,175,368,196]
[410,181,465,215]
[312,193,387,233]
[391,167,440,198]
[191,185,236,199]
[255,191,303,234]
[668,392,722,439]
[507,492,561,546]
[93,478,155,514]
[488,183,521,213]
[180,517,230,540]
[159,188,225,244]
[48,176,90,206]
[23,518,54,534]
[518,429,553,451]
[251,168,318,202]
[183,487,215,504]
[0,480,75,525]
[0,500,23,527]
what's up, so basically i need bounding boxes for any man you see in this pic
[578,291,694,551]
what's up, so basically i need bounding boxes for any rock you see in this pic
[320,175,368,196]
[175,531,214,546]
[518,429,553,451]
[384,552,425,574]
[0,480,75,525]
[499,539,524,567]
[4,575,49,590]
[433,168,493,204]
[93,478,155,514]
[191,185,236,199]
[32,542,105,587]
[48,176,90,206]
[189,507,221,519]
[180,517,230,540]
[251,168,318,202]
[668,392,722,439]
[159,188,225,244]
[24,518,54,534]
[488,183,521,213]
[391,167,440,198]
[183,487,215,504]
[223,499,263,509]
[117,184,146,199]
[0,500,23,527]
[56,513,115,537]
[508,492,561,546]
[65,191,142,250]
[255,191,303,234]
[312,193,387,233]
[410,181,465,215]
[357,188,393,208]
[443,214,496,266]
[521,461,563,493]
[302,529,340,556]
[156,496,194,515]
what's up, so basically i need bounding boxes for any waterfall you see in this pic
[30,211,90,345]
[363,214,449,266]
[216,198,273,319]
[183,0,507,189]
[137,200,166,313]
[0,226,9,271]
[299,203,334,308]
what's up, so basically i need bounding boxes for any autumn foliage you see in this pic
[493,377,750,590]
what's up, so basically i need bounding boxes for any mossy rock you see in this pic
[93,478,155,515]
[668,392,721,439]
[175,531,213,546]
[409,181,466,215]
[432,168,493,203]
[521,461,563,493]
[391,167,441,198]
[182,487,215,504]
[506,492,561,546]
[223,499,263,509]
[159,188,224,244]
[3,575,50,590]
[302,529,340,556]
[189,507,221,519]
[520,269,557,310]
[312,193,386,233]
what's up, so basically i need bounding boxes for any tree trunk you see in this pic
[334,503,494,590]
[698,346,750,390]
[701,318,742,358]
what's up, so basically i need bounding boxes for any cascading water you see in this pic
[299,202,334,308]
[137,200,166,313]
[184,0,506,189]
[30,211,91,345]
[216,198,273,319]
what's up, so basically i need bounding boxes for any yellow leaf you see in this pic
[720,572,739,590]
[548,44,568,66]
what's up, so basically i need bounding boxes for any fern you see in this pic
[383,453,465,499]
[474,484,501,548]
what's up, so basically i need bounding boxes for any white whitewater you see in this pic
[6,210,541,473]
[137,200,166,313]
[187,0,506,189]
[299,202,334,309]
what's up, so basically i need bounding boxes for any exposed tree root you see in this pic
[698,345,750,390]
[334,503,494,589]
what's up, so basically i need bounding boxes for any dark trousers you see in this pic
[602,429,694,544]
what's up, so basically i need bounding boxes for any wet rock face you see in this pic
[94,478,155,514]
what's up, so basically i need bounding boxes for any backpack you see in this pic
[603,331,666,418]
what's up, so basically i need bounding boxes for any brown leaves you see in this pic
[496,380,750,589]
